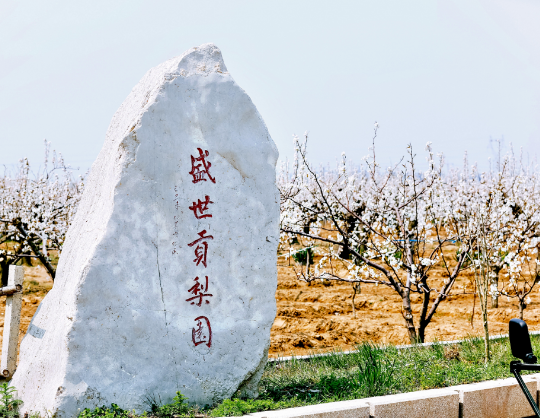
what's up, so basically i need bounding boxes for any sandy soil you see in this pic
[2,262,539,361]
[0,265,53,358]
[269,261,540,357]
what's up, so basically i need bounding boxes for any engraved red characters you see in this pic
[186,148,216,349]
[186,276,213,306]
[189,148,216,184]
[192,316,212,347]
[189,195,213,219]
[188,230,214,268]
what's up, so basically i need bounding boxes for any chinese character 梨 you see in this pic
[186,276,213,306]
[189,148,216,184]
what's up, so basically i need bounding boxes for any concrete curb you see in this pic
[226,373,540,418]
[247,399,369,417]
[268,331,540,363]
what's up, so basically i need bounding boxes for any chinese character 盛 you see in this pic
[188,230,214,268]
[192,316,212,347]
[189,195,214,219]
[189,148,216,184]
[186,276,213,306]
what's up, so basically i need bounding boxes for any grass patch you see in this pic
[291,247,315,265]
[0,382,22,418]
[208,335,539,416]
[43,335,537,417]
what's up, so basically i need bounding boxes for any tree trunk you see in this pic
[482,305,490,362]
[404,317,417,343]
[401,294,418,343]
[470,284,476,329]
[418,324,426,344]
[13,219,55,280]
[490,268,499,308]
[519,300,525,320]
[351,283,360,319]
[417,288,431,344]
[0,260,8,287]
[474,263,490,363]
[22,255,33,266]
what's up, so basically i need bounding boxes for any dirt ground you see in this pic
[2,262,539,360]
[0,265,53,357]
[269,262,540,357]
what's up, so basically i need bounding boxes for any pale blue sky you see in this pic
[1,0,539,174]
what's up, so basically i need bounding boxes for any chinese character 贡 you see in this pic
[188,229,214,268]
[189,195,214,219]
[186,276,213,306]
[192,316,212,347]
[189,148,216,184]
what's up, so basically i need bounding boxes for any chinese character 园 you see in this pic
[192,316,212,347]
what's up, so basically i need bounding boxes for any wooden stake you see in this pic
[1,265,23,378]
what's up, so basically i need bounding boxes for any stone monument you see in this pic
[12,43,279,417]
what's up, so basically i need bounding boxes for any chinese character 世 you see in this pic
[188,230,214,268]
[189,195,214,219]
[189,148,216,184]
[192,316,212,347]
[186,276,213,306]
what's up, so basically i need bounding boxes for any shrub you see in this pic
[209,398,300,417]
[149,392,192,417]
[76,392,197,418]
[0,383,22,418]
[292,248,314,265]
[78,403,130,417]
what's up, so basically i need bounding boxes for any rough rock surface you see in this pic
[11,43,279,417]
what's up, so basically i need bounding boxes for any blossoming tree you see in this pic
[0,141,84,284]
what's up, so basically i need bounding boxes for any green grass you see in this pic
[0,382,22,418]
[291,247,315,265]
[209,335,539,416]
[37,335,539,417]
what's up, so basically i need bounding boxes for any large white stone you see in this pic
[12,43,279,417]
